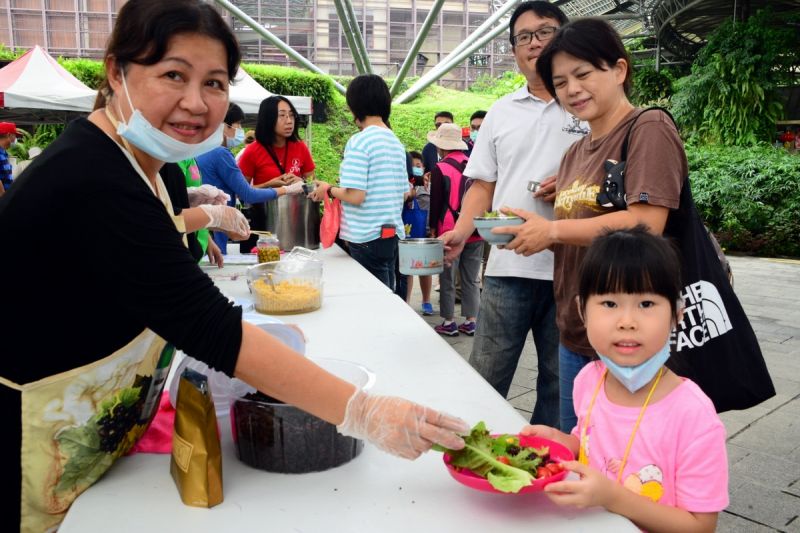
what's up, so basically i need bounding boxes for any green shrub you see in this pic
[391,86,496,152]
[688,144,800,257]
[242,64,335,104]
[59,58,105,89]
[671,9,799,146]
[310,93,357,184]
[0,44,21,61]
[308,85,496,184]
[630,65,675,107]
[468,71,525,98]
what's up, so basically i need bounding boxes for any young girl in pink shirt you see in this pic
[522,226,728,533]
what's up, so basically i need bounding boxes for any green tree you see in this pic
[671,9,799,146]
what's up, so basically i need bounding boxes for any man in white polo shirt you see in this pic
[441,1,587,427]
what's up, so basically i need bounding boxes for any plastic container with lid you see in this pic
[256,232,281,263]
[246,249,323,314]
[230,357,375,473]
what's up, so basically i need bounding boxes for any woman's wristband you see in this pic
[327,186,335,199]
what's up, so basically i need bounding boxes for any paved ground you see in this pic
[405,254,800,532]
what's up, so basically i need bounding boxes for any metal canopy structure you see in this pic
[213,0,800,101]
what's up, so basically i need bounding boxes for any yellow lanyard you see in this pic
[578,366,665,483]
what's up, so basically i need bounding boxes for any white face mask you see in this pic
[113,70,224,163]
[226,127,245,149]
[597,340,672,393]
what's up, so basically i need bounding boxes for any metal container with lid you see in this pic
[398,238,444,275]
[265,191,321,251]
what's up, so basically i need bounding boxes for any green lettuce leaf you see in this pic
[435,421,534,493]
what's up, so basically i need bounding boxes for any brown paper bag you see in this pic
[170,368,223,507]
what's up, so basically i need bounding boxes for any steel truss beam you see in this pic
[390,0,446,97]
[213,0,346,94]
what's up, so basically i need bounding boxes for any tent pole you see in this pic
[213,0,346,94]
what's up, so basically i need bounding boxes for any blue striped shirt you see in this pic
[339,126,407,243]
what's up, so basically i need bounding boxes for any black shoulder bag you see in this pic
[609,107,775,413]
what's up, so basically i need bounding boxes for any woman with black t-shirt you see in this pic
[237,95,316,252]
[0,2,467,531]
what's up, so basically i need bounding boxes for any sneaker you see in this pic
[434,321,459,337]
[458,321,476,336]
[421,302,434,316]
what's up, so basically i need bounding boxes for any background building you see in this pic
[0,0,519,90]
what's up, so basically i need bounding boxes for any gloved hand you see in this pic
[283,181,305,195]
[187,184,231,207]
[198,204,250,235]
[337,390,469,459]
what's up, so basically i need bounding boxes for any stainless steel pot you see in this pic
[265,193,321,251]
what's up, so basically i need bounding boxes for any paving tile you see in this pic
[728,415,800,457]
[726,480,800,531]
[718,511,783,533]
[506,383,532,400]
[507,390,536,414]
[728,449,800,490]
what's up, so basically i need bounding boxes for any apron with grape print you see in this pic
[8,139,186,533]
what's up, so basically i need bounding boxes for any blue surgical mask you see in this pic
[113,71,224,163]
[412,167,424,177]
[226,127,245,149]
[469,130,478,142]
[597,340,671,393]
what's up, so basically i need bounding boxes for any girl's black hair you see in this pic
[346,74,391,125]
[254,95,300,147]
[508,1,568,44]
[536,18,633,99]
[577,225,682,318]
[94,0,240,109]
[224,103,245,126]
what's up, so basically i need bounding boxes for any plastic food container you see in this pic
[398,238,444,275]
[166,314,306,418]
[473,215,524,245]
[230,358,375,473]
[246,258,323,314]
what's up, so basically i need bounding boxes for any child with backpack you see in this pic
[427,123,483,337]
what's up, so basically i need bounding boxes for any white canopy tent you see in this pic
[229,67,312,116]
[0,45,96,113]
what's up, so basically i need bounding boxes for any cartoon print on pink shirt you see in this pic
[623,464,665,502]
[289,158,301,175]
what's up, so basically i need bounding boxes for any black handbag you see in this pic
[610,108,775,413]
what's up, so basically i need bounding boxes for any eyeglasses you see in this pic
[278,112,297,121]
[512,26,557,47]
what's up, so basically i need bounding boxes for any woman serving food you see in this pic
[0,2,467,532]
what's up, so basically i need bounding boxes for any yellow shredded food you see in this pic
[251,278,321,314]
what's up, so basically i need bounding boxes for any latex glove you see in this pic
[337,390,469,459]
[198,204,250,235]
[283,181,305,195]
[187,184,231,207]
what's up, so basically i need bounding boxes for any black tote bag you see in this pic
[613,108,775,413]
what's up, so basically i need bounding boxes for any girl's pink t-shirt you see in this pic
[571,361,729,513]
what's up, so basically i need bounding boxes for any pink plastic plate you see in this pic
[443,435,574,494]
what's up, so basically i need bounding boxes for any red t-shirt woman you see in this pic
[236,96,316,251]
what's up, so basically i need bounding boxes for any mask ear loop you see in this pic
[107,66,135,127]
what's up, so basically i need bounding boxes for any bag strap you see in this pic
[620,106,677,162]
[438,156,467,175]
[264,143,289,175]
[437,156,469,224]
